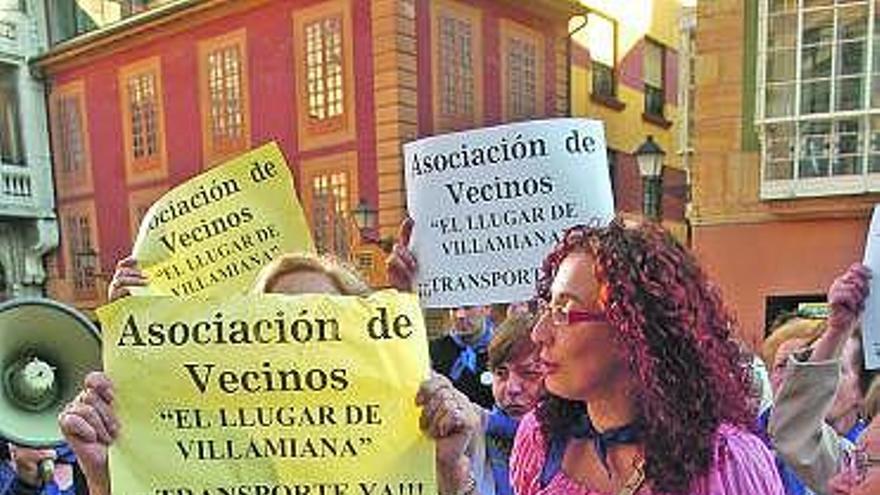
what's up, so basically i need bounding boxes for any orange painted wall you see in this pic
[693,217,870,350]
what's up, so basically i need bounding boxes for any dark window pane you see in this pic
[835,76,864,110]
[798,120,831,178]
[592,62,615,98]
[838,40,865,75]
[644,85,663,117]
[801,80,831,113]
[832,155,861,175]
[802,44,832,78]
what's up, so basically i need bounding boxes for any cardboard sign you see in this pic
[97,291,435,495]
[862,205,880,369]
[132,142,314,297]
[404,118,615,307]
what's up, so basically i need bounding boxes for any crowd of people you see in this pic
[2,217,879,495]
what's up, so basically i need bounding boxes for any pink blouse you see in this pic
[510,412,784,495]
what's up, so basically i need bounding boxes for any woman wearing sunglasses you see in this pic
[395,219,783,495]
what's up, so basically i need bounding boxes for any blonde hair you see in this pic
[761,316,826,366]
[251,252,371,296]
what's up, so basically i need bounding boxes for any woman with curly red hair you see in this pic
[401,220,784,495]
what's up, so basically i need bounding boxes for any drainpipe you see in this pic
[566,12,588,117]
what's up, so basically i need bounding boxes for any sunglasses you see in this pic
[537,300,606,326]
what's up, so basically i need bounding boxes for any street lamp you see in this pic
[634,135,665,221]
[352,198,378,242]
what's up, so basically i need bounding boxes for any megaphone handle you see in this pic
[37,458,54,485]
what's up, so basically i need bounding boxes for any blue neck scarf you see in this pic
[485,407,520,495]
[448,320,493,381]
[570,410,642,472]
[540,410,642,487]
[846,418,868,443]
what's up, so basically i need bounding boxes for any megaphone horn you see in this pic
[0,298,101,448]
[4,353,59,412]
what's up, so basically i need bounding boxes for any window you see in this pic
[311,170,350,256]
[128,73,158,160]
[440,17,474,118]
[500,20,544,121]
[64,210,97,300]
[293,0,355,151]
[306,16,344,128]
[586,12,616,99]
[302,152,358,259]
[643,39,665,118]
[506,38,538,118]
[0,64,22,164]
[199,29,249,165]
[433,0,483,131]
[56,96,85,174]
[51,81,92,197]
[119,57,166,182]
[758,0,879,198]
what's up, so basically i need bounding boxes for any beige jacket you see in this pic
[768,356,855,495]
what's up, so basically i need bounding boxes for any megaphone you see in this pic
[0,298,101,450]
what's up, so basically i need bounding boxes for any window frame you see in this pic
[0,63,24,165]
[292,0,356,151]
[756,0,879,199]
[60,200,99,302]
[643,37,666,119]
[198,28,251,167]
[300,151,359,258]
[431,0,484,132]
[118,56,167,184]
[499,19,545,122]
[50,80,93,198]
[585,10,618,101]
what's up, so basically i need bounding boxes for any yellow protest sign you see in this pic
[97,291,435,495]
[132,142,314,297]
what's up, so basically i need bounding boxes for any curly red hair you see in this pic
[535,219,755,494]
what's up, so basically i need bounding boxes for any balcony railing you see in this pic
[0,163,40,215]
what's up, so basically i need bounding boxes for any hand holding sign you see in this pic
[58,371,115,495]
[107,257,147,302]
[828,263,871,334]
[387,218,416,292]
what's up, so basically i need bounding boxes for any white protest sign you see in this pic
[862,204,880,369]
[404,118,615,307]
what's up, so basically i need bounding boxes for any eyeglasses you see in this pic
[841,444,880,484]
[537,300,606,326]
